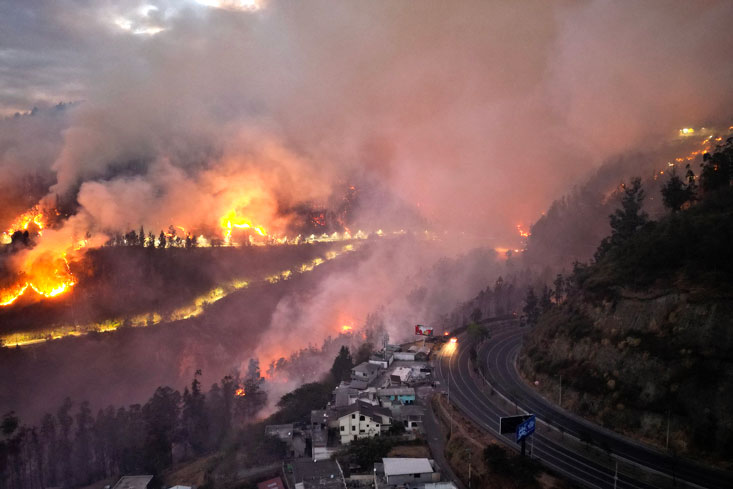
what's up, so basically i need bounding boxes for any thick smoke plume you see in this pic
[0,0,732,414]
[2,1,731,241]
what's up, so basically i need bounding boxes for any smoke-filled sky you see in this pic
[1,0,732,243]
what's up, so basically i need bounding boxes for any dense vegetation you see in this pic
[0,361,270,489]
[520,138,733,462]
[0,340,370,489]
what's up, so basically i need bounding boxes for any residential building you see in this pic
[390,405,425,433]
[382,458,439,485]
[425,483,459,489]
[368,351,394,369]
[351,362,380,383]
[111,476,154,489]
[291,459,344,489]
[265,423,305,458]
[377,387,416,405]
[257,478,286,489]
[337,401,391,444]
[390,366,411,385]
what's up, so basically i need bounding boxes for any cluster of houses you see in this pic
[110,342,458,489]
[259,341,460,489]
[305,343,433,458]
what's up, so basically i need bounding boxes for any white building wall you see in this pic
[338,411,382,444]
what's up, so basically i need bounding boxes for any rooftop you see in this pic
[265,424,294,439]
[352,362,380,374]
[337,400,391,420]
[382,458,434,476]
[311,409,330,425]
[292,459,343,489]
[257,478,286,489]
[378,387,415,396]
[111,476,153,489]
[349,380,368,390]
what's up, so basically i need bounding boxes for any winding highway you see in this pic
[434,322,733,489]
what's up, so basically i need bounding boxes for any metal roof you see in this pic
[382,458,434,476]
[111,476,153,489]
[352,362,380,374]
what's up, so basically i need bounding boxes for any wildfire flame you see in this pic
[220,209,267,245]
[341,324,353,332]
[516,224,531,238]
[0,207,79,306]
[235,387,246,397]
[5,206,46,236]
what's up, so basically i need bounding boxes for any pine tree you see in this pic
[595,177,648,260]
[661,168,692,212]
[182,370,208,455]
[540,285,552,313]
[552,274,565,304]
[330,346,354,384]
[523,286,540,326]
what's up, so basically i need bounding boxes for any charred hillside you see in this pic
[520,139,733,465]
[0,242,349,340]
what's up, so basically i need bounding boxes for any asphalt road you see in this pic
[434,322,733,489]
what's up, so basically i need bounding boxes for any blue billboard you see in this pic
[515,414,535,442]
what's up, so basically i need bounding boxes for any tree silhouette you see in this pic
[700,137,732,194]
[523,287,539,326]
[661,169,692,212]
[595,177,648,260]
[330,346,354,383]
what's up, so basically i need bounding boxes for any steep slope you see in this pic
[520,139,733,465]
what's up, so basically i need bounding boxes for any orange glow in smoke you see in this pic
[235,387,246,397]
[449,337,458,344]
[516,224,531,238]
[341,324,353,332]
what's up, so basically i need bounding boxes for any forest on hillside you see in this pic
[520,139,733,463]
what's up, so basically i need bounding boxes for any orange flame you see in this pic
[516,224,531,238]
[235,387,246,397]
[220,209,267,244]
[341,324,353,332]
[1,208,79,307]
[6,206,46,235]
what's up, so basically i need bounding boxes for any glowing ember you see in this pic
[516,224,531,238]
[235,387,246,397]
[341,325,353,332]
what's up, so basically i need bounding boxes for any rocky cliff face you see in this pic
[519,293,733,465]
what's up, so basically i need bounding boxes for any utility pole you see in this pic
[468,447,472,489]
[559,375,562,407]
[447,356,453,439]
[530,433,534,459]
